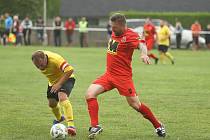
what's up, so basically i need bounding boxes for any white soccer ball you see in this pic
[50,123,68,140]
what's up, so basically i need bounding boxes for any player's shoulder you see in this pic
[126,28,139,38]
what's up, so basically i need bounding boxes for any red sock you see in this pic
[86,98,99,127]
[139,103,161,128]
[148,53,158,60]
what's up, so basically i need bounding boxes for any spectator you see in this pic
[65,18,75,46]
[79,17,88,47]
[12,15,22,46]
[4,13,13,45]
[191,21,201,50]
[0,15,5,45]
[175,21,183,49]
[35,16,44,43]
[21,16,33,45]
[53,16,63,47]
[205,24,210,49]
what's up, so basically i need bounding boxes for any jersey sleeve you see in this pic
[55,56,74,73]
[128,33,146,49]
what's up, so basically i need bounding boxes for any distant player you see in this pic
[143,18,159,64]
[157,20,174,64]
[85,13,166,139]
[32,50,76,136]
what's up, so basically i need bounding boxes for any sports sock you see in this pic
[159,53,165,64]
[60,100,74,127]
[148,53,158,60]
[86,98,99,127]
[51,103,62,121]
[139,103,161,129]
[165,52,174,61]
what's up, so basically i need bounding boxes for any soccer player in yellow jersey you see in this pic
[157,20,174,64]
[31,50,76,136]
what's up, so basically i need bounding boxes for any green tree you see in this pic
[0,0,60,20]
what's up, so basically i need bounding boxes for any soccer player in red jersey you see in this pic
[85,13,166,139]
[143,18,159,64]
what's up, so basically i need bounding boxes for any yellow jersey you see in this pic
[157,25,170,46]
[41,51,74,86]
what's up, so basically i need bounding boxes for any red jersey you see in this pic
[143,23,156,40]
[106,28,142,79]
[65,20,76,31]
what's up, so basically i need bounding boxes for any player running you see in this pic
[157,20,175,64]
[143,18,159,64]
[85,13,166,139]
[32,50,76,136]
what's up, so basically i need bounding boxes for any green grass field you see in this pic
[0,46,210,140]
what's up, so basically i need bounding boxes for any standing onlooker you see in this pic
[143,18,159,64]
[12,15,22,46]
[4,13,13,45]
[65,18,75,46]
[205,24,210,49]
[157,20,174,64]
[79,17,88,47]
[0,15,5,45]
[35,16,44,43]
[175,21,183,49]
[191,21,201,50]
[21,16,33,46]
[53,16,63,47]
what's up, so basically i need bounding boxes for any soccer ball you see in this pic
[50,123,68,140]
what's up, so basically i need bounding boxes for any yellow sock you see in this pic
[159,53,166,64]
[60,100,74,127]
[51,104,62,121]
[165,52,174,61]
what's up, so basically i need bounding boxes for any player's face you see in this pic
[111,21,126,36]
[33,57,47,70]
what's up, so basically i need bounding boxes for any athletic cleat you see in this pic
[88,125,103,139]
[53,115,65,125]
[67,126,76,136]
[155,58,159,64]
[155,124,166,137]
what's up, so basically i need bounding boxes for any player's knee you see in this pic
[128,102,140,112]
[48,102,57,108]
[85,89,97,99]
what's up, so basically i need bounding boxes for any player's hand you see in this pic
[140,55,151,64]
[51,83,62,93]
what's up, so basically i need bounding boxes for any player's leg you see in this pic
[47,85,64,124]
[58,78,76,136]
[125,96,166,137]
[147,40,158,64]
[115,79,165,137]
[163,46,175,65]
[158,45,166,64]
[48,98,63,123]
[85,84,106,138]
[86,73,114,138]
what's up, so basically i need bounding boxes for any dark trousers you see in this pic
[176,33,182,49]
[23,29,31,45]
[54,30,61,46]
[66,30,74,44]
[80,32,88,47]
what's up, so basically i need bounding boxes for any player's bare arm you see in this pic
[51,69,74,93]
[139,42,151,64]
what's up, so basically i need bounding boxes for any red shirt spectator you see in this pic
[65,18,75,45]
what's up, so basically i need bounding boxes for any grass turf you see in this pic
[0,46,210,140]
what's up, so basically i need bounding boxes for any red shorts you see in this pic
[93,73,137,97]
[146,39,155,51]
